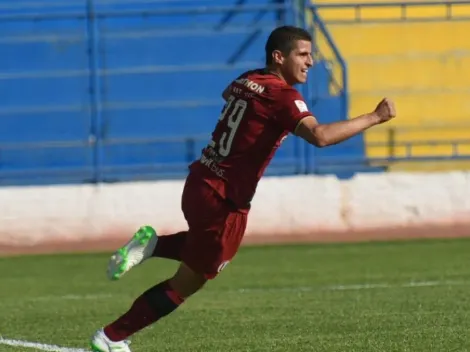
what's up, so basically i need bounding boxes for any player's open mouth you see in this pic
[301,69,308,74]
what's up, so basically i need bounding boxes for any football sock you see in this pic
[152,231,187,260]
[104,279,184,342]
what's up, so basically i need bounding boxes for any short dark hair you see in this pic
[265,25,312,65]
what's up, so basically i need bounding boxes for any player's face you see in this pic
[281,40,313,85]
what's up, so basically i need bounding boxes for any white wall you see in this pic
[1,171,469,249]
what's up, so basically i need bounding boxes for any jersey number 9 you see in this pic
[211,95,247,157]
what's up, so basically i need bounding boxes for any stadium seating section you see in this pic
[313,0,470,162]
[0,0,469,185]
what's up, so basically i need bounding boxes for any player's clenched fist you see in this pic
[374,98,396,123]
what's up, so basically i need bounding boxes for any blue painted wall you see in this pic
[0,0,367,186]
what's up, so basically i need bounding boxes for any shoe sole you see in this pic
[109,225,156,281]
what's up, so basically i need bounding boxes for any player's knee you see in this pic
[169,262,208,298]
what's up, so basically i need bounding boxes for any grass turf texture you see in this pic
[1,237,470,352]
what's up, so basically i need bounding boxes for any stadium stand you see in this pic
[311,0,470,169]
[1,0,469,186]
[0,0,379,185]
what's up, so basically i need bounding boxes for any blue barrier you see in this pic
[0,0,312,186]
[1,126,470,185]
[1,0,467,187]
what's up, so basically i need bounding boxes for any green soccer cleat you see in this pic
[106,225,158,281]
[90,329,131,352]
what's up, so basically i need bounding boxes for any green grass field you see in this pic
[1,237,470,352]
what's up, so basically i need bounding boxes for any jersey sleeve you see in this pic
[274,87,313,133]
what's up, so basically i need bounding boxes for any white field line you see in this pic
[31,294,113,302]
[26,280,469,302]
[236,279,468,293]
[0,338,87,352]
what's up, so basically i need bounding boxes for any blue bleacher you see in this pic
[0,0,370,185]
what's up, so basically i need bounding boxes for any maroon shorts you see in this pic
[179,174,248,280]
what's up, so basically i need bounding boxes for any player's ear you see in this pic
[272,50,284,65]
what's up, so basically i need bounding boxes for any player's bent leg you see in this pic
[179,204,249,282]
[107,225,158,281]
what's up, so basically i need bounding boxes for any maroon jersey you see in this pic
[188,69,312,210]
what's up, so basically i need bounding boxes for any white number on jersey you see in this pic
[210,95,248,157]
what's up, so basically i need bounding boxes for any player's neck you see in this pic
[264,66,286,83]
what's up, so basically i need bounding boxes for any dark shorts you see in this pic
[180,173,248,280]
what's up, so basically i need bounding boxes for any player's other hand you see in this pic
[373,98,396,124]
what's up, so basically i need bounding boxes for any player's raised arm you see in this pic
[294,98,396,148]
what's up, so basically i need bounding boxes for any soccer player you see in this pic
[90,25,395,352]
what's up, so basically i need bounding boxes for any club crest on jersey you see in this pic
[294,100,308,113]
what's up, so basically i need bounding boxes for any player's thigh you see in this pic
[180,176,248,279]
[181,210,247,280]
[180,174,227,230]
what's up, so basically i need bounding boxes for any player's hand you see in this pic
[373,98,396,124]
